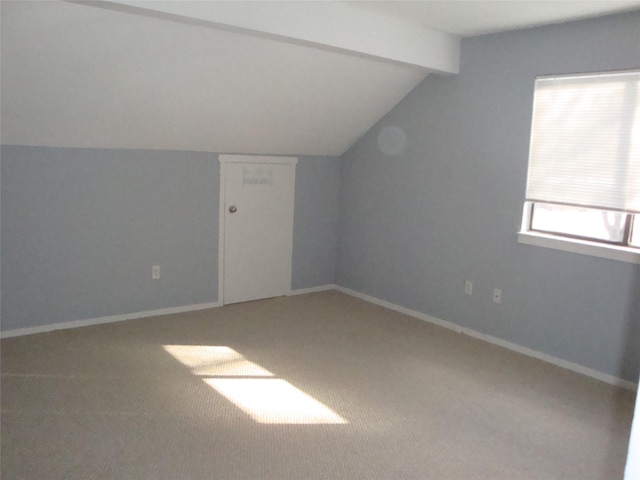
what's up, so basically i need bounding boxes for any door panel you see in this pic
[222,160,295,304]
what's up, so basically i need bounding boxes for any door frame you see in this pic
[218,154,298,305]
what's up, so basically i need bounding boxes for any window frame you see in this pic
[518,202,640,264]
[529,202,635,247]
[519,70,640,264]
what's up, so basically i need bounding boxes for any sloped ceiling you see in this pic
[1,1,436,156]
[350,1,640,37]
[2,1,639,156]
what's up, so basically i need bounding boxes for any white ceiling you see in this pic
[350,1,640,37]
[2,1,639,156]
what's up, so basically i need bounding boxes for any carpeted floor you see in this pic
[1,291,635,479]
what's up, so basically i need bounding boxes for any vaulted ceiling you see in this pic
[2,1,639,156]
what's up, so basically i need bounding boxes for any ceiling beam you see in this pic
[99,1,460,74]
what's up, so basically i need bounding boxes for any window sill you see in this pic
[518,231,640,264]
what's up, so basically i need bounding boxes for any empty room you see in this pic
[1,1,640,479]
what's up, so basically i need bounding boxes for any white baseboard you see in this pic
[334,285,637,391]
[0,302,220,339]
[2,285,337,338]
[289,284,337,296]
[3,285,636,391]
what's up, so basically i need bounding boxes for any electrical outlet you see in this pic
[465,280,473,295]
[152,265,160,279]
[493,288,502,304]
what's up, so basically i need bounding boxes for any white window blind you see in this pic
[526,70,640,213]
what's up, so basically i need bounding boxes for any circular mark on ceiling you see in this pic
[377,126,407,156]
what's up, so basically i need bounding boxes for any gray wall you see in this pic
[1,146,219,331]
[1,146,340,331]
[292,156,341,289]
[337,12,640,382]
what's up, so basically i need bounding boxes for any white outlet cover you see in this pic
[492,288,502,303]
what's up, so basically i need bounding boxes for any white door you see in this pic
[219,155,297,305]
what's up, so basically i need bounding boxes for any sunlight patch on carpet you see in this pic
[163,345,273,377]
[163,345,348,425]
[206,378,347,424]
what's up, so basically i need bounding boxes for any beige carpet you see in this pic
[1,291,635,479]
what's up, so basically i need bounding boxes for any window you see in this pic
[519,70,640,263]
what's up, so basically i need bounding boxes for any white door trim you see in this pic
[218,154,298,305]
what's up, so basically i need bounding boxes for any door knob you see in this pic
[229,205,237,213]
